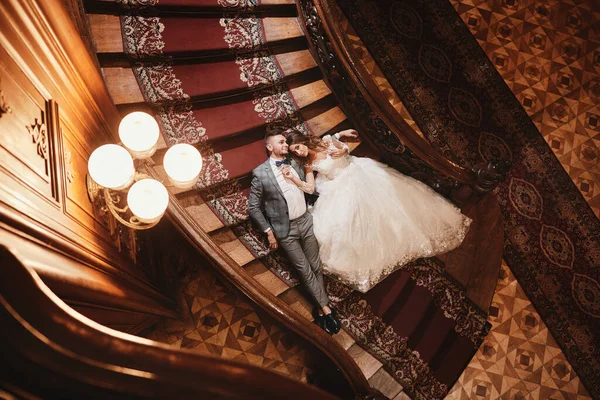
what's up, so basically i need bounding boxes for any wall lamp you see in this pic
[86,112,202,230]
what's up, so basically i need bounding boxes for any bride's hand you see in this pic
[339,129,358,140]
[329,148,348,159]
[281,166,294,180]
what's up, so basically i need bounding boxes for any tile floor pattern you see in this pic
[450,0,600,219]
[338,1,597,398]
[143,267,315,382]
[340,0,600,219]
[445,261,592,399]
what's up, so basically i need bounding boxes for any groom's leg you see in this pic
[279,220,329,308]
[298,213,326,294]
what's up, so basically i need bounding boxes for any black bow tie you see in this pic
[275,159,291,167]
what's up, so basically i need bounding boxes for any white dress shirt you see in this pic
[269,157,307,221]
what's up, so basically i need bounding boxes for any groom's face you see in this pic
[266,134,289,157]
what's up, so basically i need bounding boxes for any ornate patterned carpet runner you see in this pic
[327,259,490,399]
[336,0,600,397]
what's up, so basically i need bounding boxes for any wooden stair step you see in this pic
[89,15,304,55]
[382,283,435,339]
[86,0,295,12]
[368,368,403,400]
[177,191,226,232]
[244,260,289,297]
[347,343,383,380]
[103,50,318,106]
[210,230,256,266]
[181,79,332,142]
[307,106,347,135]
[170,50,316,99]
[332,328,356,351]
[102,68,146,105]
[277,287,313,321]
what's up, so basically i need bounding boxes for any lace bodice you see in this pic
[310,135,352,180]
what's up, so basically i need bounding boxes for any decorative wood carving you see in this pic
[26,118,49,161]
[0,77,11,118]
[64,149,75,183]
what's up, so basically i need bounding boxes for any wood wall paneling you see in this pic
[0,0,178,326]
[0,49,60,207]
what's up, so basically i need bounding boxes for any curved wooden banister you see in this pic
[145,166,385,400]
[311,0,474,183]
[297,0,510,194]
[0,245,339,400]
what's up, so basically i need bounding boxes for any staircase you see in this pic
[84,0,501,398]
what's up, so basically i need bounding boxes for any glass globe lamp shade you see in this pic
[163,143,203,189]
[126,179,169,224]
[88,144,135,190]
[119,111,160,159]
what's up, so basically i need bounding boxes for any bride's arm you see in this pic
[329,136,350,158]
[333,129,358,140]
[282,166,316,194]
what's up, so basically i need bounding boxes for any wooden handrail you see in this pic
[313,0,474,183]
[141,165,385,400]
[0,245,339,400]
[297,0,511,195]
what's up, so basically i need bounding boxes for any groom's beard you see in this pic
[272,150,289,158]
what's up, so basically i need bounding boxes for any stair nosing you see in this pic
[84,1,298,18]
[97,37,309,68]
[114,66,322,114]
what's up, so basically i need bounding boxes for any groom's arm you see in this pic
[247,172,272,233]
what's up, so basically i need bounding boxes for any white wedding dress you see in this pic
[310,136,471,293]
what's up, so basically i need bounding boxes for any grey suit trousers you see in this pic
[278,212,329,308]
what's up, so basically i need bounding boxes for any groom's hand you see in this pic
[266,230,278,250]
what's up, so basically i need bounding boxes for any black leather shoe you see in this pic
[313,315,333,335]
[322,311,341,335]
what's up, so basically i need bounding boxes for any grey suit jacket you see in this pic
[248,158,307,239]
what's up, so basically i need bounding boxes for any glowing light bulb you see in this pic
[126,179,169,224]
[87,144,135,190]
[163,143,203,189]
[119,111,160,159]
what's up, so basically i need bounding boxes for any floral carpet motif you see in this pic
[326,258,490,400]
[337,0,600,396]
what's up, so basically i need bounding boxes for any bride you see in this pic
[282,129,472,293]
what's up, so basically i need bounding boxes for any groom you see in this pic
[248,130,340,335]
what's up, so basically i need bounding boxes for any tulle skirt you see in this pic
[312,157,471,293]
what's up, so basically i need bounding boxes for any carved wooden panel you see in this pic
[0,48,60,205]
[60,115,138,263]
[60,118,110,235]
[0,44,130,270]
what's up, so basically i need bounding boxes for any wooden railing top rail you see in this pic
[0,245,339,400]
[147,165,385,400]
[299,0,477,185]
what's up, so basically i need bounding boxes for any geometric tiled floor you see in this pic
[446,2,599,396]
[446,261,592,399]
[142,266,316,383]
[451,0,600,219]
[338,2,598,398]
